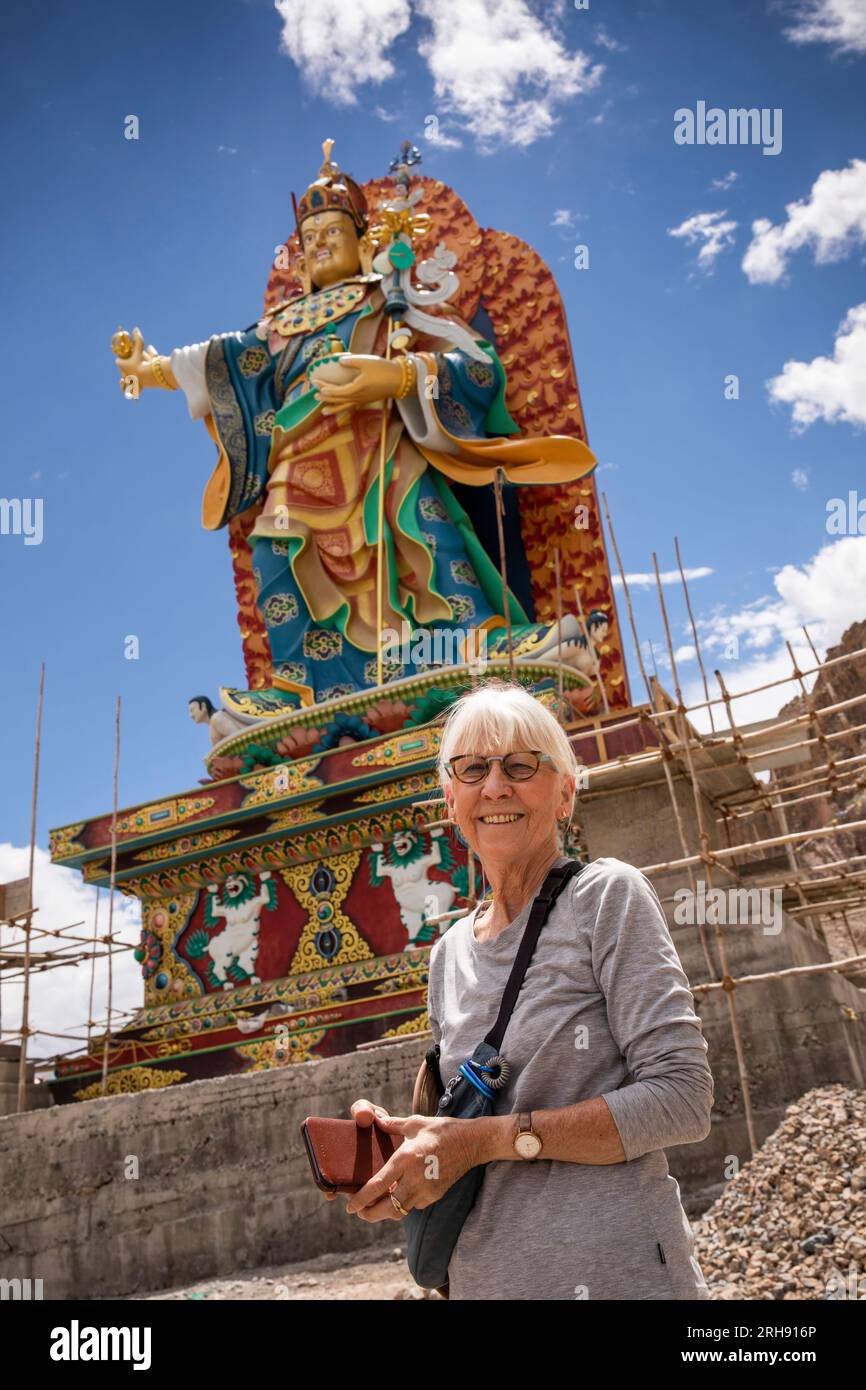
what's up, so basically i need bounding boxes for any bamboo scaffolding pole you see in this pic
[651,554,756,1153]
[717,776,866,821]
[839,910,860,957]
[493,468,515,681]
[801,624,856,734]
[787,895,866,917]
[374,327,394,689]
[515,673,866,758]
[674,535,715,732]
[640,817,866,877]
[663,644,866,720]
[601,492,653,704]
[101,697,121,1097]
[554,546,565,719]
[653,869,866,907]
[717,754,866,808]
[86,887,99,1050]
[17,662,45,1113]
[13,918,86,944]
[691,952,866,995]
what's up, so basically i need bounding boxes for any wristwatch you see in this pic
[513,1111,543,1160]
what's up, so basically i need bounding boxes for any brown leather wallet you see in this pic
[300,1116,405,1194]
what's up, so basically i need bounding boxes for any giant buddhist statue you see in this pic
[113,140,599,715]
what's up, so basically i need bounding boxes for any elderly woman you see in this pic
[331,679,714,1300]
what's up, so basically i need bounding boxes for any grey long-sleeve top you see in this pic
[426,856,714,1300]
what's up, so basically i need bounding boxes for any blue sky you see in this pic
[2,0,865,864]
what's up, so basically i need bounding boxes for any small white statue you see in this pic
[188,695,248,747]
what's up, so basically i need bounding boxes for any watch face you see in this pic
[515,1131,542,1158]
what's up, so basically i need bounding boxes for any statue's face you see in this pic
[301,210,361,289]
[189,700,207,724]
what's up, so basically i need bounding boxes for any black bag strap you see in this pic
[484,859,586,1051]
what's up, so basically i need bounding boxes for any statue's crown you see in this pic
[294,138,368,236]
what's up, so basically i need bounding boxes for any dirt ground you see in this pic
[138,1243,439,1301]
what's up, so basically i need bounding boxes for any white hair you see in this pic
[437,679,579,847]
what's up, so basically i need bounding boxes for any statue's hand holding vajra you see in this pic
[113,326,178,393]
[309,353,408,416]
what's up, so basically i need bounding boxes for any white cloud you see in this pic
[613,566,714,590]
[216,145,237,155]
[0,844,141,1064]
[668,210,738,272]
[374,105,399,122]
[792,467,810,489]
[742,159,866,284]
[552,208,587,230]
[595,24,627,52]
[415,0,603,149]
[782,0,866,55]
[710,170,739,192]
[274,0,412,104]
[767,302,866,431]
[274,0,602,146]
[686,536,866,727]
[426,128,464,149]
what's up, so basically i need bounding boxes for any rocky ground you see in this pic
[137,1084,865,1301]
[693,1084,866,1300]
[138,1243,435,1301]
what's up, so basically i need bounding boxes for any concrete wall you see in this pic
[0,1045,53,1118]
[0,1038,428,1300]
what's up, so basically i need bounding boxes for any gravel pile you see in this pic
[693,1084,866,1300]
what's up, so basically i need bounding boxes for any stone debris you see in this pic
[693,1084,866,1300]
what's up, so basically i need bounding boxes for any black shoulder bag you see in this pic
[406,857,586,1295]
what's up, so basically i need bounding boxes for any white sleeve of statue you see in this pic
[170,333,243,421]
[395,353,462,456]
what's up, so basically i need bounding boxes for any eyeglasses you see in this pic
[444,751,555,784]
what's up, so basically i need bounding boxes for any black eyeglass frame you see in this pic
[443,750,556,784]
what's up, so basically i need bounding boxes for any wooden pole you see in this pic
[101,697,121,1096]
[674,535,715,732]
[554,547,564,718]
[86,887,99,1051]
[375,329,395,689]
[17,662,44,1114]
[493,469,515,681]
[652,556,757,1155]
[601,492,653,703]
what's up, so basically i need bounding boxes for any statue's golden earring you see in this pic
[357,230,377,276]
[297,243,313,297]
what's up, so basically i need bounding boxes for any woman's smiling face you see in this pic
[443,748,575,865]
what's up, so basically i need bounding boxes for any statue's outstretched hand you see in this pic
[114,327,174,392]
[310,354,404,415]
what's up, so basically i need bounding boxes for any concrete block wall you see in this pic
[0,1038,428,1300]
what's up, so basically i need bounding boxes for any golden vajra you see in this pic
[112,328,134,359]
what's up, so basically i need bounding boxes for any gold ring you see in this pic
[388,1182,410,1217]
